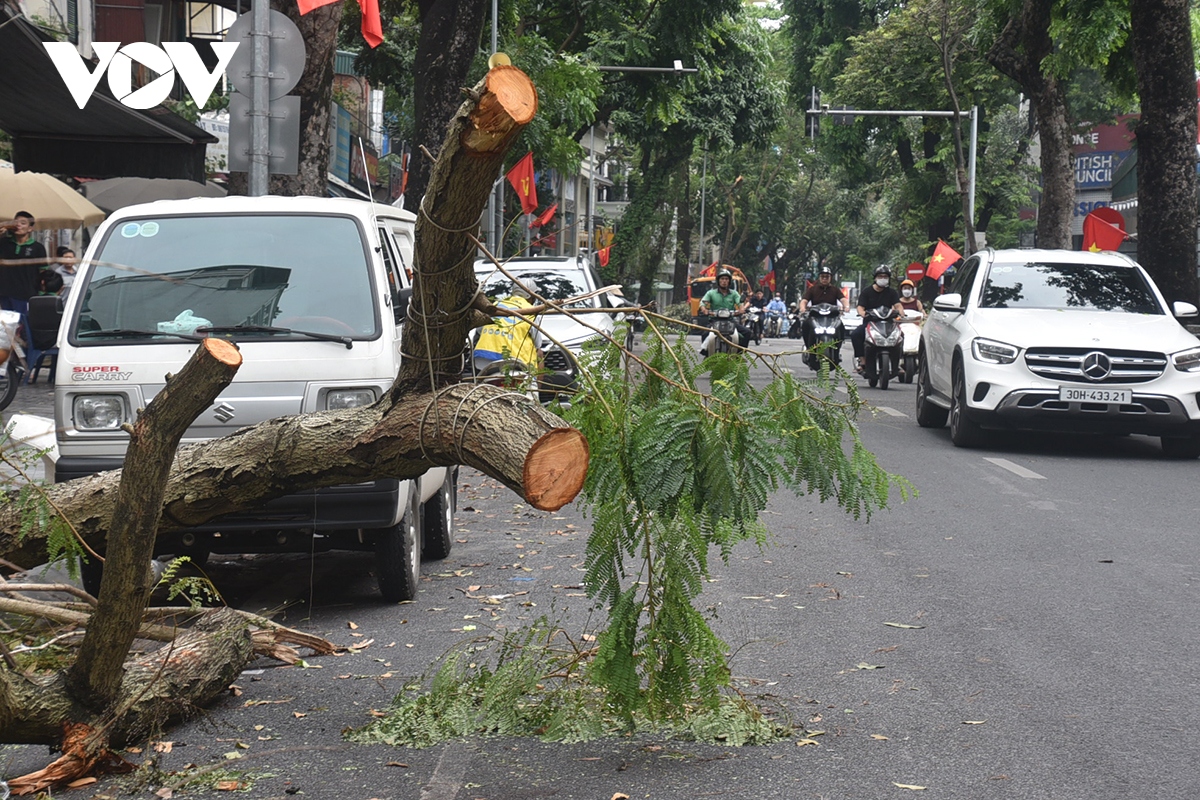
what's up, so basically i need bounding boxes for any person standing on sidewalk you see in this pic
[0,212,47,315]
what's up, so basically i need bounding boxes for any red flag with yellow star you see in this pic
[1081,208,1126,252]
[927,239,962,280]
[506,152,538,216]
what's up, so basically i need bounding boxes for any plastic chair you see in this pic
[23,300,61,385]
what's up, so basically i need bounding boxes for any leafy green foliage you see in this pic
[352,615,785,747]
[562,318,909,721]
[157,556,223,609]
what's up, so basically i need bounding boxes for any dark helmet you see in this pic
[818,265,833,277]
[717,269,733,281]
[874,264,892,277]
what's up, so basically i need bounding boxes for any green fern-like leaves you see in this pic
[563,325,909,723]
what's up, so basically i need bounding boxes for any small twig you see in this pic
[0,582,98,607]
[9,629,85,654]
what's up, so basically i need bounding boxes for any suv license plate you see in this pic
[1059,387,1132,404]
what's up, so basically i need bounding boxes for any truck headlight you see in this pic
[972,337,1019,364]
[1172,347,1200,372]
[325,388,377,410]
[73,395,127,430]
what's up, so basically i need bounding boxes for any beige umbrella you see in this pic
[0,167,106,229]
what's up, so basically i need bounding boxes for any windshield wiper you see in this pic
[77,328,206,342]
[195,324,354,349]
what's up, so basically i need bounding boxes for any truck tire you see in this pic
[421,470,456,561]
[375,481,422,602]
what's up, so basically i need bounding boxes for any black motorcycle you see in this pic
[708,308,742,355]
[787,308,802,339]
[804,303,845,371]
[862,306,903,389]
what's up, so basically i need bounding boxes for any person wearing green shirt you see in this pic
[699,269,750,354]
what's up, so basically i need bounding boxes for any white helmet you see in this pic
[513,277,539,299]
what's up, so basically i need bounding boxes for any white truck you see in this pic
[34,195,455,602]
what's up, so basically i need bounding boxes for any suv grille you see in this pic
[1023,347,1166,384]
[544,347,576,373]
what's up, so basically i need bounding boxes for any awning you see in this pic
[0,7,216,180]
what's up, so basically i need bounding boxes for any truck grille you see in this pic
[1023,347,1166,384]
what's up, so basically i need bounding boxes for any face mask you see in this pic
[902,288,914,297]
[876,277,889,287]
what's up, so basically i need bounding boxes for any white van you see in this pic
[37,195,455,602]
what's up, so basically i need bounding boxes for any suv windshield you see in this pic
[979,261,1162,314]
[477,270,594,309]
[76,214,378,342]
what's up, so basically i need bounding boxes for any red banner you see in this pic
[506,152,538,216]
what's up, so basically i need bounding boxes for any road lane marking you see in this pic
[984,457,1046,480]
[876,406,907,417]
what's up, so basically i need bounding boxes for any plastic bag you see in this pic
[157,309,212,335]
[0,309,21,353]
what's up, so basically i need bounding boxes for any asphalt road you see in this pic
[3,340,1199,799]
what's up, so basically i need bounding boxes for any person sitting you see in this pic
[851,265,904,373]
[699,269,751,355]
[899,279,924,315]
[799,266,847,348]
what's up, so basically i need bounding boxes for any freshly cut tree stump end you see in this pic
[486,65,538,124]
[203,336,242,366]
[463,65,537,154]
[522,428,588,511]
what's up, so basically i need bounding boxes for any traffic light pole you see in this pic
[807,101,978,250]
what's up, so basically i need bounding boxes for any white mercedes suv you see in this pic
[915,248,1200,458]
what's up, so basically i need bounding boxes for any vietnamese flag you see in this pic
[529,202,558,229]
[507,152,538,215]
[759,270,776,293]
[926,239,963,280]
[597,245,612,267]
[297,0,382,48]
[1082,207,1126,252]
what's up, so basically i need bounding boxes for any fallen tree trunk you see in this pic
[0,62,586,568]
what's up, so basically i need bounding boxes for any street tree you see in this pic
[1128,0,1198,305]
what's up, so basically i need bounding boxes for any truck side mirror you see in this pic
[395,287,413,323]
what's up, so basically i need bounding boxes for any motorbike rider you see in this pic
[766,294,787,335]
[899,279,924,315]
[749,289,768,343]
[799,265,848,348]
[852,265,904,374]
[700,269,751,354]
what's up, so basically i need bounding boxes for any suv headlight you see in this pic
[1172,347,1200,372]
[325,388,377,410]
[972,337,1020,365]
[73,395,127,430]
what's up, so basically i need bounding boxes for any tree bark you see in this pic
[1129,0,1199,305]
[404,0,490,214]
[67,339,242,711]
[0,609,253,752]
[986,0,1073,249]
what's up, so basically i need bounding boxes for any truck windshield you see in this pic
[75,214,378,343]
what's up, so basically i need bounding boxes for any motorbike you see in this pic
[862,305,903,389]
[787,308,802,339]
[765,309,784,338]
[705,308,742,356]
[804,302,846,371]
[898,309,924,384]
[744,306,763,344]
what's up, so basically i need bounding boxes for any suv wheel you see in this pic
[915,352,948,428]
[949,359,988,448]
